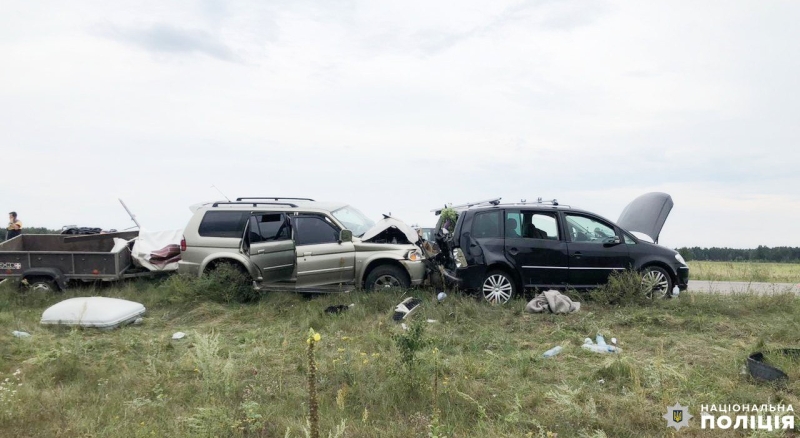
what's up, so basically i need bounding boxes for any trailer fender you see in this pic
[22,268,67,291]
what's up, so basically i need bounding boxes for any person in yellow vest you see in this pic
[6,211,22,240]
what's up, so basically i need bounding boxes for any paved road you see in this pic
[688,280,800,294]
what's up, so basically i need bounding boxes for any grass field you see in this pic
[1,276,799,437]
[688,261,800,283]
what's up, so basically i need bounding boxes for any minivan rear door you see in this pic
[504,209,569,287]
[243,212,296,283]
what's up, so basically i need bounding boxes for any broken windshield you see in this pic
[332,205,376,237]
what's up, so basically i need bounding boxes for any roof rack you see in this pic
[236,197,315,202]
[212,201,298,208]
[508,198,568,207]
[432,198,502,215]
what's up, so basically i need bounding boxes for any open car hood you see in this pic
[361,216,420,245]
[617,192,673,244]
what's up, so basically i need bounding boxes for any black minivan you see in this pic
[433,193,689,304]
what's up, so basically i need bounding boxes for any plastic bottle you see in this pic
[542,346,563,358]
[596,334,606,346]
[672,286,680,297]
[582,337,621,354]
[12,331,31,338]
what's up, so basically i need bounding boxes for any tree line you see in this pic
[677,246,800,263]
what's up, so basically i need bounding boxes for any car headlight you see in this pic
[675,253,687,265]
[406,250,424,261]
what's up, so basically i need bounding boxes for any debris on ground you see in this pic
[582,334,622,354]
[747,349,800,382]
[436,292,447,302]
[325,304,355,314]
[543,345,563,358]
[40,297,146,329]
[392,297,422,321]
[525,290,581,314]
[172,332,186,340]
[12,330,31,338]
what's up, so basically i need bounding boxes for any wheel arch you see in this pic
[639,261,676,284]
[22,268,67,291]
[360,258,407,288]
[201,255,253,278]
[485,262,523,291]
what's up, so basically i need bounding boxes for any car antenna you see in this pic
[118,198,142,229]
[211,184,231,201]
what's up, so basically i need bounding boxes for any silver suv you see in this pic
[178,197,427,292]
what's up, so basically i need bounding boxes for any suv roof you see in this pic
[432,197,572,215]
[194,199,348,213]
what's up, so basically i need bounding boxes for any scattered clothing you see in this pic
[325,304,355,314]
[525,290,581,314]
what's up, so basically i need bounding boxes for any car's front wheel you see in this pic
[481,270,516,304]
[365,265,411,291]
[641,266,673,299]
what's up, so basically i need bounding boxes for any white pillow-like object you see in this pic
[41,297,146,329]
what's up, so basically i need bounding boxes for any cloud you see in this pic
[96,22,241,62]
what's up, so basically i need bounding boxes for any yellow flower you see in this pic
[360,352,367,357]
[362,359,369,365]
[313,333,321,342]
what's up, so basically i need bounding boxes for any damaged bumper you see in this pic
[400,260,427,286]
[676,266,689,290]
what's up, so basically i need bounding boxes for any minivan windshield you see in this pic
[332,205,375,237]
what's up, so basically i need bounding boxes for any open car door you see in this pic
[241,212,296,283]
[617,192,673,244]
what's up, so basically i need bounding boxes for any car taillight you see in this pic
[180,237,186,251]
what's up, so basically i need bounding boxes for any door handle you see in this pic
[573,251,582,259]
[257,249,265,254]
[303,252,313,257]
[508,247,519,255]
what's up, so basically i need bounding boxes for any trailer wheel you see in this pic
[21,277,59,293]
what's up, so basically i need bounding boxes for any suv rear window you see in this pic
[471,210,502,238]
[198,211,249,238]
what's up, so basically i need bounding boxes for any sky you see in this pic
[1,1,798,248]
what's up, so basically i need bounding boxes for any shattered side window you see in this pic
[471,211,502,239]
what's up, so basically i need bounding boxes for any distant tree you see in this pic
[675,246,800,263]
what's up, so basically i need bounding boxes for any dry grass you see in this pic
[688,261,800,283]
[1,276,799,437]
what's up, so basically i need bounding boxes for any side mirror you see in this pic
[603,236,621,246]
[339,229,353,243]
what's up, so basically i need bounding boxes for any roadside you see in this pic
[689,280,800,295]
[1,279,799,437]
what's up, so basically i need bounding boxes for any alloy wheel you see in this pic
[482,274,513,304]
[642,269,669,299]
[374,275,402,289]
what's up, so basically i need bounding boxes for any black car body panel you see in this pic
[435,194,688,293]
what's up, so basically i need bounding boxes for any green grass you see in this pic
[688,261,800,283]
[1,278,799,437]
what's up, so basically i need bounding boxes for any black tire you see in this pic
[365,264,411,291]
[481,269,516,304]
[641,266,673,299]
[21,277,58,293]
